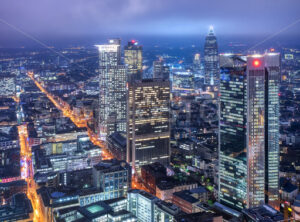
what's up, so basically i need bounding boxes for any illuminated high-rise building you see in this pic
[153,59,170,80]
[96,39,127,140]
[193,53,201,71]
[247,53,280,208]
[218,53,280,210]
[219,54,247,210]
[97,39,121,66]
[127,79,170,175]
[204,26,219,85]
[124,40,143,81]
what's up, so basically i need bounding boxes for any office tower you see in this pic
[96,39,127,140]
[193,53,201,71]
[218,53,280,210]
[92,159,131,200]
[127,79,170,175]
[247,53,280,208]
[219,54,247,210]
[97,39,121,66]
[124,40,143,81]
[204,26,219,85]
[153,59,170,80]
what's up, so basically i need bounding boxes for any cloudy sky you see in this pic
[0,0,299,45]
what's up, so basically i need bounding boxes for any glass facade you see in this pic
[247,56,266,207]
[97,39,127,140]
[219,53,280,210]
[265,54,280,207]
[204,27,219,85]
[124,41,143,81]
[219,54,247,210]
[246,54,280,208]
[127,190,158,222]
[92,160,131,203]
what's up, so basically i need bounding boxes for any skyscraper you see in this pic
[193,53,201,71]
[247,53,280,208]
[218,53,280,210]
[96,39,127,140]
[219,54,247,210]
[204,26,219,85]
[124,40,143,81]
[153,59,170,80]
[127,79,170,175]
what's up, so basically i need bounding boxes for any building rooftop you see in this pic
[78,201,112,220]
[174,211,222,222]
[0,193,33,221]
[107,132,126,148]
[156,176,197,191]
[173,190,199,204]
[242,204,284,222]
[141,162,166,178]
[128,189,159,201]
[155,200,181,216]
[93,159,129,172]
[213,202,242,218]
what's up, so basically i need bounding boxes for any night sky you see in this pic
[0,0,299,47]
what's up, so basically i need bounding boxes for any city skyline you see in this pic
[0,0,300,47]
[0,1,299,221]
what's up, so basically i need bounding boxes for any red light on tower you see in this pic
[131,40,136,44]
[253,59,261,67]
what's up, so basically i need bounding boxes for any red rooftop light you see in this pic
[253,59,261,67]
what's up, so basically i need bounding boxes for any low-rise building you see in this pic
[141,162,167,195]
[0,193,33,221]
[174,211,223,222]
[127,189,181,222]
[172,187,208,214]
[54,198,137,222]
[242,204,284,222]
[292,194,300,221]
[154,200,181,222]
[92,159,131,200]
[156,177,198,202]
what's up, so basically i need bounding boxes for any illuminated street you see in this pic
[27,71,113,160]
[18,124,45,222]
[27,71,149,193]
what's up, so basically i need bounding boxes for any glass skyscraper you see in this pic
[127,79,170,175]
[204,26,219,85]
[247,53,280,208]
[219,54,247,210]
[124,40,143,81]
[96,39,127,140]
[153,59,170,80]
[219,53,280,210]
